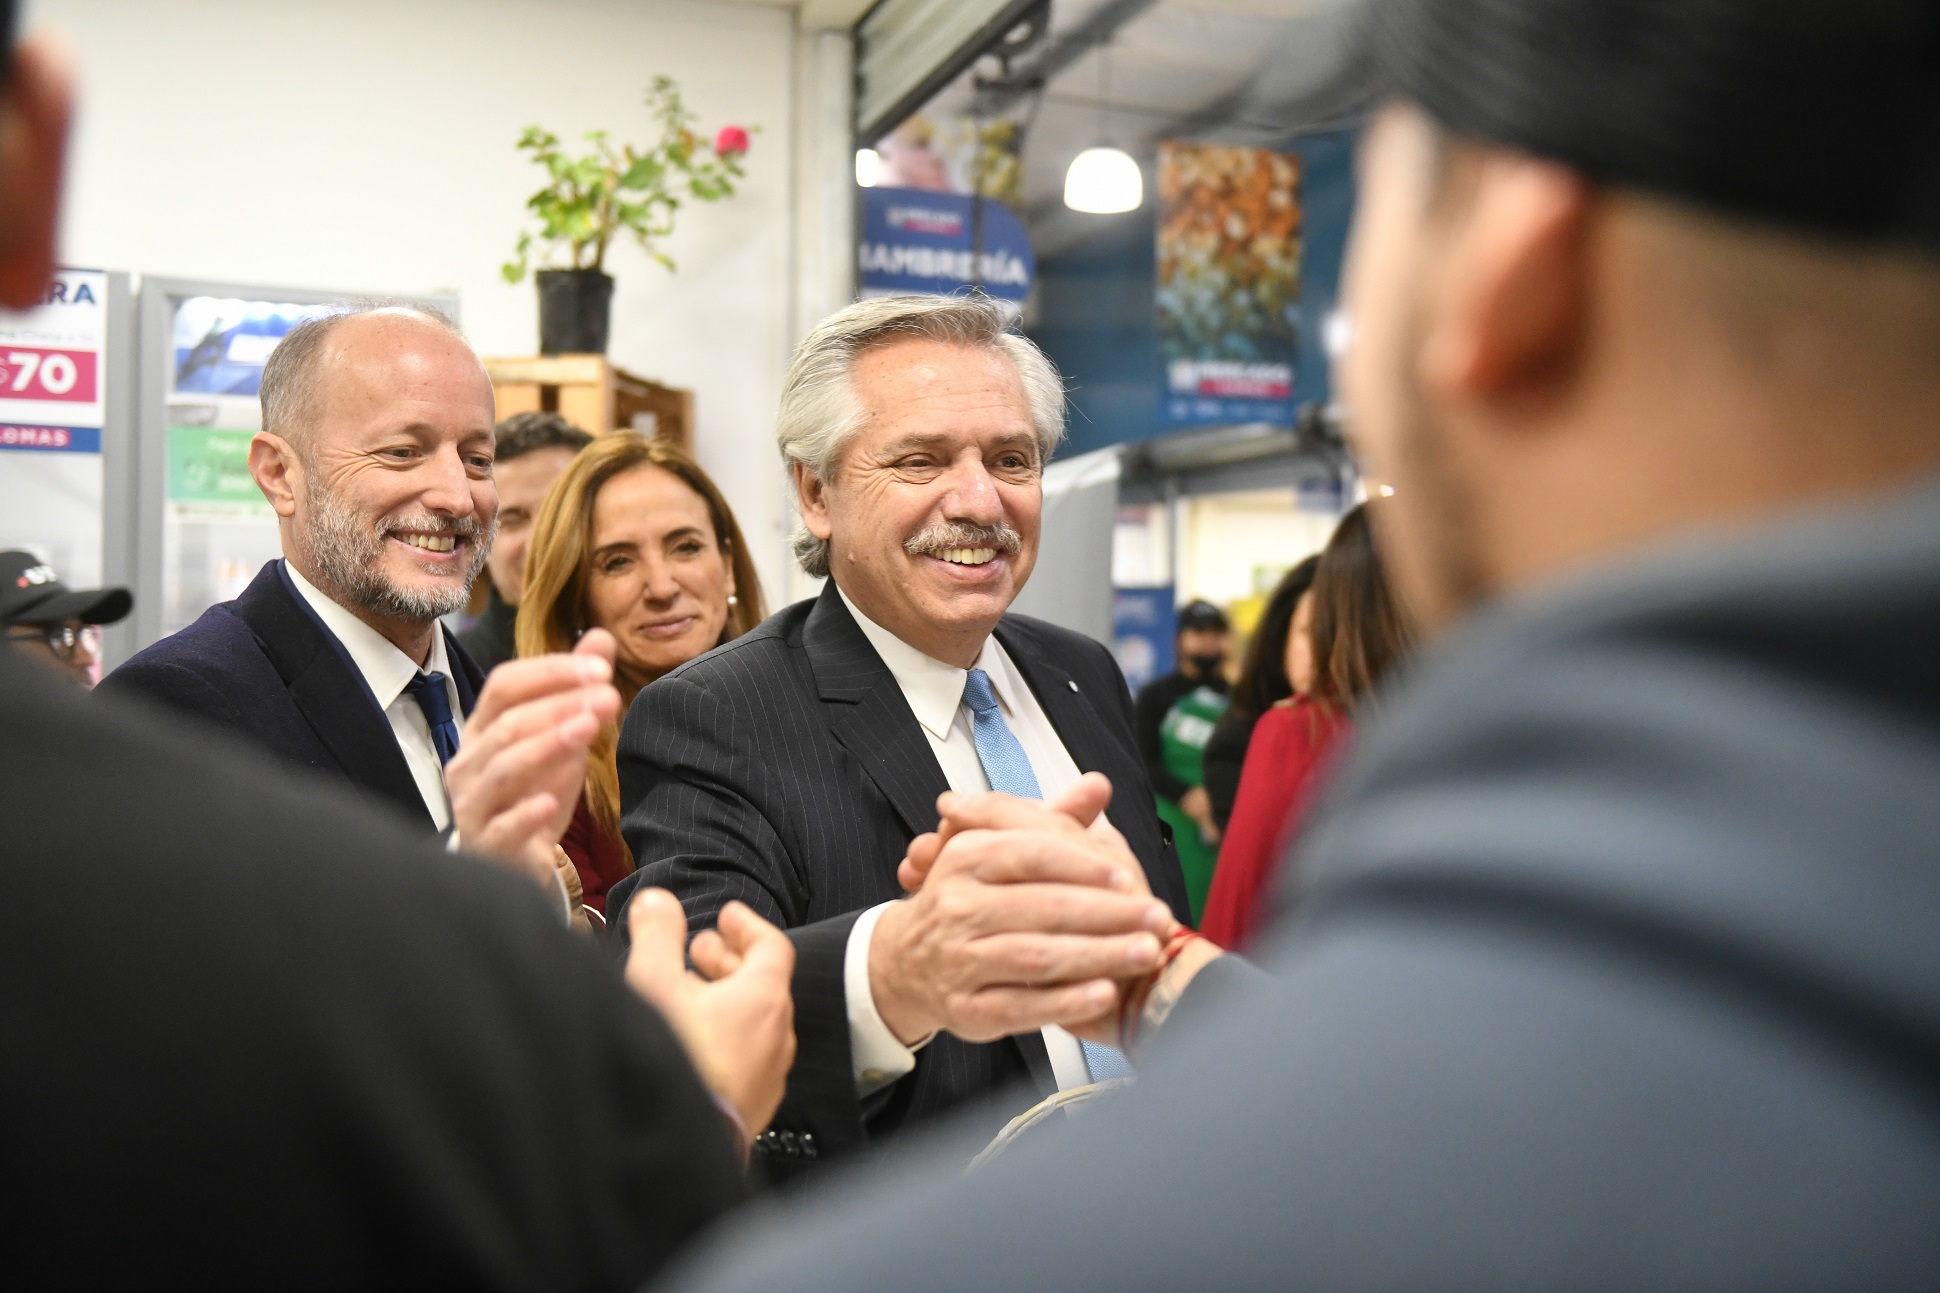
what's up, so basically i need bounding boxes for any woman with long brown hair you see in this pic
[1199,502,1414,949]
[517,432,766,924]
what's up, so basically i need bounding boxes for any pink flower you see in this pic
[714,125,750,157]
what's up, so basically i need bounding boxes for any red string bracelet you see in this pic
[1117,927,1203,1055]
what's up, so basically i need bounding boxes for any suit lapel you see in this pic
[445,628,484,717]
[237,562,437,830]
[805,583,950,839]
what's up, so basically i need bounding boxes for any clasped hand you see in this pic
[443,630,620,896]
[869,773,1179,1047]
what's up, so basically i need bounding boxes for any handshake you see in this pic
[438,630,1219,1153]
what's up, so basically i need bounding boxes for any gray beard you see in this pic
[302,480,495,623]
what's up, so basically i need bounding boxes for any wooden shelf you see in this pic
[483,354,693,452]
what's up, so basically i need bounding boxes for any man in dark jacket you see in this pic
[658,0,1940,1287]
[457,411,592,673]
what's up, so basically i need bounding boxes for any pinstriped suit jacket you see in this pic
[610,580,1189,1184]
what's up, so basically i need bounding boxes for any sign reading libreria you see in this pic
[1156,143,1303,427]
[858,187,1034,304]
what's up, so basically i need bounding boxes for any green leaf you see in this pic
[621,155,664,190]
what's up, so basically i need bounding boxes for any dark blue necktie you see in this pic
[402,671,460,767]
[961,668,1136,1084]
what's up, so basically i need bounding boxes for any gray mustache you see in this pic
[904,523,1022,556]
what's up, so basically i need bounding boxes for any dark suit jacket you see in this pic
[609,581,1189,1182]
[660,479,1940,1290]
[2,647,745,1288]
[98,560,484,833]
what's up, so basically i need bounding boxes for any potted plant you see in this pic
[503,75,751,355]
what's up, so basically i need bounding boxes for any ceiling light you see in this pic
[1064,147,1142,214]
[855,148,882,188]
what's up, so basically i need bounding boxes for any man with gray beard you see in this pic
[604,294,1190,1185]
[103,304,603,898]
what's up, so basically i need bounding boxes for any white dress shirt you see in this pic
[838,587,1099,1097]
[284,561,461,830]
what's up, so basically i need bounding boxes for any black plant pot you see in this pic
[536,269,614,355]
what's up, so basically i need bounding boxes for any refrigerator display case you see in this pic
[129,278,457,657]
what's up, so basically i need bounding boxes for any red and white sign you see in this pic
[0,346,98,403]
[0,269,107,445]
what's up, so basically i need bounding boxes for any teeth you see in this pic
[398,534,457,553]
[934,547,996,565]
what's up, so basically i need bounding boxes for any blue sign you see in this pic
[1113,586,1177,693]
[859,187,1034,303]
[0,423,99,452]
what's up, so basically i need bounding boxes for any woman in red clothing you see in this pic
[516,432,766,929]
[1200,504,1413,949]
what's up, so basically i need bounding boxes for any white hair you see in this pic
[778,294,1066,577]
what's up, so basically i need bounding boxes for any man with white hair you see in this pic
[606,294,1190,1182]
[103,303,600,889]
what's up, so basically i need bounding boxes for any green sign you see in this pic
[167,426,261,504]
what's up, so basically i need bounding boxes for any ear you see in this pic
[1421,154,1591,411]
[793,460,833,541]
[0,36,73,310]
[249,433,303,518]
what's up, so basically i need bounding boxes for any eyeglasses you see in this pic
[6,623,99,660]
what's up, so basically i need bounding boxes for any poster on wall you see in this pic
[161,296,334,634]
[1155,142,1302,427]
[858,186,1035,309]
[0,268,111,585]
[1113,586,1177,693]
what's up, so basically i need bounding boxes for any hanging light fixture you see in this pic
[855,148,883,188]
[1064,36,1141,214]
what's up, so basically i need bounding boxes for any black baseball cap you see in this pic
[1178,600,1230,633]
[0,550,132,626]
[1359,0,1940,256]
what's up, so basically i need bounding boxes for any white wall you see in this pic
[27,0,804,600]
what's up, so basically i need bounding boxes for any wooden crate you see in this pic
[483,354,694,452]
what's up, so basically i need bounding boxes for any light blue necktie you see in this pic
[961,668,1136,1083]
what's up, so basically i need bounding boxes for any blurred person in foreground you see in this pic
[457,410,593,673]
[662,0,1940,1286]
[0,16,801,1287]
[1199,554,1319,832]
[1132,598,1232,918]
[516,431,766,923]
[608,293,1189,1183]
[1,548,128,687]
[1201,504,1413,949]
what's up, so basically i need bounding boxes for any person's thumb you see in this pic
[1050,771,1113,827]
[719,901,794,978]
[624,888,691,1003]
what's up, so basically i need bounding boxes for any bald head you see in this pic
[245,303,499,658]
[260,304,482,455]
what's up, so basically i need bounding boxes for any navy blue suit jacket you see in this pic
[99,560,483,833]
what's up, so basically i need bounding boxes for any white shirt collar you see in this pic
[284,560,450,708]
[836,584,1020,739]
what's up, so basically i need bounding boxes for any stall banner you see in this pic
[0,268,108,453]
[1113,586,1177,694]
[858,186,1035,304]
[1156,143,1302,428]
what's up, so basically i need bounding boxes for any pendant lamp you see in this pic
[1064,37,1141,214]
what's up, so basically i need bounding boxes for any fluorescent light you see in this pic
[1063,147,1142,214]
[855,148,882,188]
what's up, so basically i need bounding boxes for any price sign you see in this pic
[0,270,107,452]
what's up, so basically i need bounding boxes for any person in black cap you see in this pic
[0,549,129,687]
[660,0,1940,1287]
[1131,598,1232,918]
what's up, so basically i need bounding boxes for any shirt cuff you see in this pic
[846,900,929,1097]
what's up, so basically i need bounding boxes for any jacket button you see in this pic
[800,1132,818,1159]
[781,1131,800,1157]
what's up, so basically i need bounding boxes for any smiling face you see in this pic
[583,464,736,688]
[797,338,1043,668]
[266,312,498,653]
